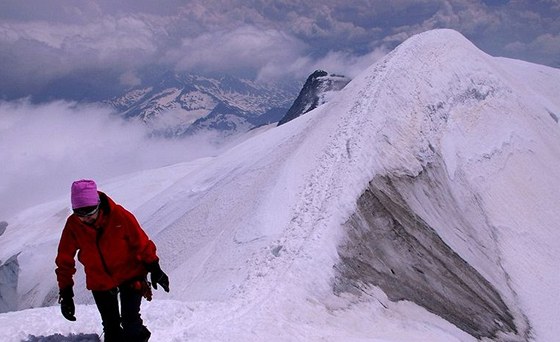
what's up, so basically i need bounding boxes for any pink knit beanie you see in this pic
[71,179,100,209]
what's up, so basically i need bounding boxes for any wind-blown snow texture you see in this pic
[1,29,559,341]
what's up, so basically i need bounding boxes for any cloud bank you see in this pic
[0,100,219,218]
[165,25,308,78]
[0,0,558,100]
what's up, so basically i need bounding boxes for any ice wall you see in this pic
[0,252,19,313]
[335,160,526,340]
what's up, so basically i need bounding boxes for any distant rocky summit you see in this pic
[278,70,351,126]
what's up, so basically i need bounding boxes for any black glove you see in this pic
[59,287,76,321]
[146,261,169,292]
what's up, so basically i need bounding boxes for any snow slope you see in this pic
[1,29,559,341]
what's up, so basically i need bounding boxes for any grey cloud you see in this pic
[164,25,308,79]
[0,16,162,64]
[1,0,559,100]
[0,14,166,99]
[373,0,559,66]
[505,33,560,65]
[463,0,560,65]
[0,0,183,22]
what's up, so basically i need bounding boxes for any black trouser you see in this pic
[92,283,150,341]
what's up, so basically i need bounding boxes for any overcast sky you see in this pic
[1,0,559,100]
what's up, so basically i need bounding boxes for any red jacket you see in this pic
[55,192,159,291]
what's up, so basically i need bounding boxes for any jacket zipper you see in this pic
[95,228,112,277]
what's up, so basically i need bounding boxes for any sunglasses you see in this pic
[73,204,100,217]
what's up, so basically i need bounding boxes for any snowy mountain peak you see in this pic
[330,28,560,340]
[106,72,298,136]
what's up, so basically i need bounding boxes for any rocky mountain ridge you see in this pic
[106,70,350,137]
[106,72,298,137]
[278,70,351,126]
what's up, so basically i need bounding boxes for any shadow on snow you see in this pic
[23,334,100,342]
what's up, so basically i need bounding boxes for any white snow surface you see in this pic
[1,29,559,341]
